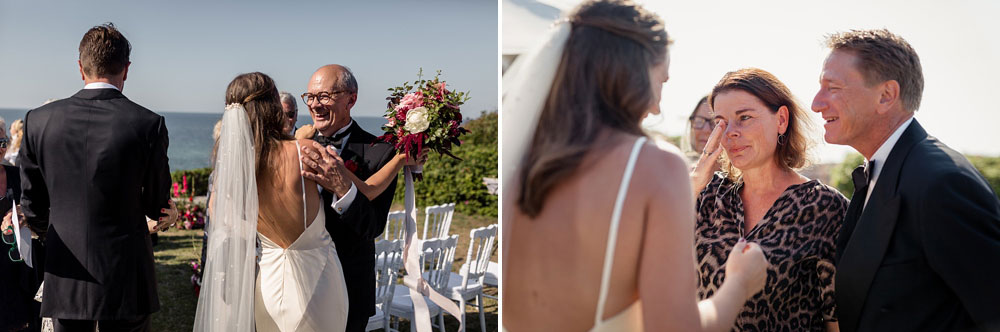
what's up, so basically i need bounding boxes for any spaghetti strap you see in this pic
[594,136,646,325]
[295,141,307,230]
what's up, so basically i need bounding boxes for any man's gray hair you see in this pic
[279,91,298,112]
[336,66,358,94]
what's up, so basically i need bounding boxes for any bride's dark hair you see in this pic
[224,72,290,178]
[517,0,669,217]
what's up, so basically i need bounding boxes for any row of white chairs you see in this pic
[367,224,498,332]
[384,203,457,242]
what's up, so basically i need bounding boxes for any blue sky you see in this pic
[0,0,498,119]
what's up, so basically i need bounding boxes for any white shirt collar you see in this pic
[83,82,120,91]
[867,116,914,182]
[331,120,354,137]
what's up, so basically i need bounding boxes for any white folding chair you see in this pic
[389,235,459,332]
[383,210,407,241]
[446,224,498,332]
[367,239,405,331]
[421,203,456,240]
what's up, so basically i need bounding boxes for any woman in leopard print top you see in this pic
[690,68,847,331]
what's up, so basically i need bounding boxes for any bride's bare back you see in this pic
[504,134,704,331]
[256,139,322,248]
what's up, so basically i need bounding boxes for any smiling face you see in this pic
[712,89,788,171]
[306,66,356,136]
[812,50,882,147]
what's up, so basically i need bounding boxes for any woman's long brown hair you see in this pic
[516,0,669,217]
[224,72,291,180]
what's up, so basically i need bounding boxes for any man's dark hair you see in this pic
[79,22,131,78]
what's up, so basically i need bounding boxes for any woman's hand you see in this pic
[691,120,726,198]
[2,204,26,235]
[155,199,179,231]
[398,148,431,167]
[723,238,768,301]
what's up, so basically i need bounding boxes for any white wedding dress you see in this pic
[194,104,347,332]
[254,142,349,332]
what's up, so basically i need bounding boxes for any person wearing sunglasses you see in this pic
[279,91,299,136]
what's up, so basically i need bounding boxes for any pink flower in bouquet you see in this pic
[172,182,179,197]
[436,82,448,100]
[395,91,424,112]
[386,115,396,127]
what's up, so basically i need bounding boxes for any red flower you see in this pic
[344,160,359,173]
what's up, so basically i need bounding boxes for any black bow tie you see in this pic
[852,160,875,194]
[315,130,350,148]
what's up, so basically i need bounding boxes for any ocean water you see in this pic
[0,108,387,172]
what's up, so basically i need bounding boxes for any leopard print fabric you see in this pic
[695,173,846,331]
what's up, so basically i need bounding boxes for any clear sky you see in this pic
[509,0,1000,163]
[0,0,498,119]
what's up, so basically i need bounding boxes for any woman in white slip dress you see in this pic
[194,72,348,332]
[501,1,769,331]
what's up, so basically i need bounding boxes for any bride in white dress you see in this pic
[194,72,348,332]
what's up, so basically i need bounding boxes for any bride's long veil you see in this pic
[193,103,259,332]
[500,22,570,285]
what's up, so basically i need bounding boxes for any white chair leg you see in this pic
[477,294,487,332]
[459,298,467,332]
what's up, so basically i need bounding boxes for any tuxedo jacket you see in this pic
[19,88,171,320]
[318,121,398,319]
[835,120,1000,332]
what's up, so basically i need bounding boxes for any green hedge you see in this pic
[830,153,1000,199]
[393,110,498,217]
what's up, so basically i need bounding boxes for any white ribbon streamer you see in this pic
[11,197,31,268]
[401,165,464,331]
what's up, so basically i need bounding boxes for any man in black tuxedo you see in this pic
[19,23,172,332]
[296,64,402,332]
[813,29,1000,332]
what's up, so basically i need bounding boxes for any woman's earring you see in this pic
[777,133,786,145]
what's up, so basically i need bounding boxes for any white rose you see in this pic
[404,107,431,133]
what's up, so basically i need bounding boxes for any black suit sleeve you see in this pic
[338,147,398,241]
[18,111,49,236]
[918,170,1000,326]
[142,116,171,220]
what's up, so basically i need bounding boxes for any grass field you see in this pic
[150,207,497,332]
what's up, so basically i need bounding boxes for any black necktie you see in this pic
[315,130,350,149]
[838,160,875,261]
[852,161,874,202]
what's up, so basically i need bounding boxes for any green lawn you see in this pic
[150,209,497,332]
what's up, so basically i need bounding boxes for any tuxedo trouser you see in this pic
[53,315,151,332]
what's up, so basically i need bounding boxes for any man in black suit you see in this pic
[297,64,402,332]
[19,23,172,332]
[812,29,1000,331]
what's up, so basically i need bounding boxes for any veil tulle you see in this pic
[500,22,570,284]
[193,103,259,332]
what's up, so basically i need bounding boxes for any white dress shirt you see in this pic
[320,120,356,215]
[83,82,120,91]
[863,117,915,210]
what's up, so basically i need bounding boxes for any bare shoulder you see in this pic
[634,138,690,185]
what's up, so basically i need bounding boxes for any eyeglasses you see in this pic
[689,116,714,130]
[2,226,22,262]
[0,138,8,149]
[301,90,348,106]
[284,111,296,119]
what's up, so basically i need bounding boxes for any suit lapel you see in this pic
[835,120,928,332]
[341,121,376,180]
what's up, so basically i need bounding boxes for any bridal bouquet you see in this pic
[379,69,470,160]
